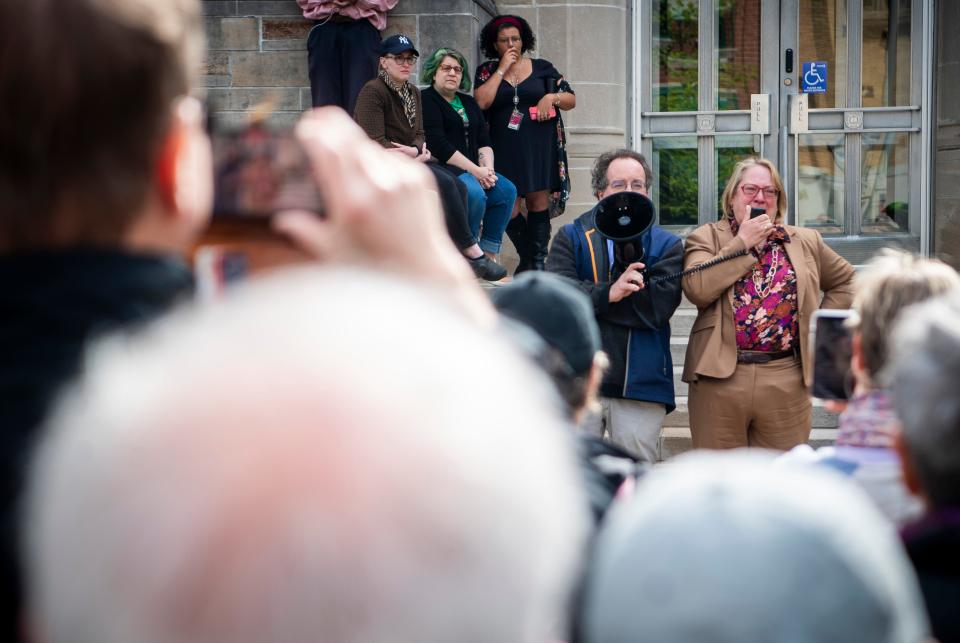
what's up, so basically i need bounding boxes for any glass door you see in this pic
[633,0,932,262]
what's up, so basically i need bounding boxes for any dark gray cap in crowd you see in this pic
[491,272,601,376]
[580,450,930,643]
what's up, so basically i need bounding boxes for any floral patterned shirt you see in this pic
[729,217,799,351]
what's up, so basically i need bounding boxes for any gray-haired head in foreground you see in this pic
[24,267,589,643]
[851,249,960,383]
[580,450,929,643]
[886,289,960,508]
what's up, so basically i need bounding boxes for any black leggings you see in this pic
[426,163,475,251]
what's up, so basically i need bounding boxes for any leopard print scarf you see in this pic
[379,68,417,128]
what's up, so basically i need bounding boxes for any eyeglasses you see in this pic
[386,55,418,66]
[439,63,463,75]
[609,180,648,193]
[497,35,523,45]
[740,184,779,199]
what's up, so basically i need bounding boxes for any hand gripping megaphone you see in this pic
[593,191,655,279]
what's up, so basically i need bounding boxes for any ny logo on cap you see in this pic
[398,35,410,44]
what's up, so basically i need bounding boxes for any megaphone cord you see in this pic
[646,248,750,286]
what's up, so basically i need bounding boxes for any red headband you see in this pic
[492,16,522,31]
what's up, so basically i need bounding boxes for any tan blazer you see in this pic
[681,219,855,386]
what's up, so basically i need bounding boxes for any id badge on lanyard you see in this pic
[507,82,523,131]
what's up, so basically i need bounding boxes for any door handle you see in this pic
[785,48,794,74]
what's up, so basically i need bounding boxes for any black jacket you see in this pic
[422,86,493,175]
[0,248,193,637]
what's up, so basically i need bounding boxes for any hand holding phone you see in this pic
[528,106,557,120]
[211,119,323,220]
[809,309,857,401]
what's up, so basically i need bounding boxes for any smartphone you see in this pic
[528,106,557,119]
[750,207,766,219]
[809,309,856,401]
[210,119,323,220]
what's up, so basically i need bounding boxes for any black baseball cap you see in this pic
[491,272,601,376]
[379,34,419,57]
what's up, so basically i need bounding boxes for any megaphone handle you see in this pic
[646,248,749,286]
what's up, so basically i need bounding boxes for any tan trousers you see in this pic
[688,356,811,450]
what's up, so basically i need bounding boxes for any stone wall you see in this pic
[199,0,498,126]
[201,1,312,127]
[199,0,633,265]
[935,0,960,269]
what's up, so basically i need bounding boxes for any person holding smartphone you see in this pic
[473,15,575,272]
[681,157,856,450]
[783,250,960,526]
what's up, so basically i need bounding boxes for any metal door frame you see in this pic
[631,0,935,257]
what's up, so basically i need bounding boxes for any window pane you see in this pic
[715,0,761,110]
[862,0,911,107]
[798,0,848,108]
[716,136,760,214]
[652,0,698,112]
[861,132,909,234]
[797,133,845,233]
[651,137,698,226]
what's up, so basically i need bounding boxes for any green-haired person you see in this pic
[421,47,516,269]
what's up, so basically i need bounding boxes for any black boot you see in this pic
[505,215,532,274]
[526,209,551,271]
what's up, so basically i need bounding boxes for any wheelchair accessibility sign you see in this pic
[802,62,828,94]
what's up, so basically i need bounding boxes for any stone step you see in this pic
[662,396,839,429]
[673,366,687,396]
[670,337,689,364]
[669,307,698,337]
[659,426,839,461]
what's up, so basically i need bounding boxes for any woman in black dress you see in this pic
[474,14,575,272]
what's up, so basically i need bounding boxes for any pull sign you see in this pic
[789,93,809,133]
[750,94,770,135]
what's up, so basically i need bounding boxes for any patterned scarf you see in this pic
[835,388,899,448]
[379,68,417,128]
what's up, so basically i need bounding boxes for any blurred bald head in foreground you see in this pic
[24,268,588,643]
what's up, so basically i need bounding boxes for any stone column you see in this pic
[497,0,631,227]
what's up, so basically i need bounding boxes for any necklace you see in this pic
[751,242,779,298]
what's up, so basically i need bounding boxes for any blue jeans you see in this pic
[458,172,517,254]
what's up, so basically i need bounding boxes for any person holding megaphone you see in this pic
[547,150,683,464]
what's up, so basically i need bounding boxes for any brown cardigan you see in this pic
[353,77,425,151]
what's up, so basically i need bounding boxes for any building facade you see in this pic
[201,0,959,268]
